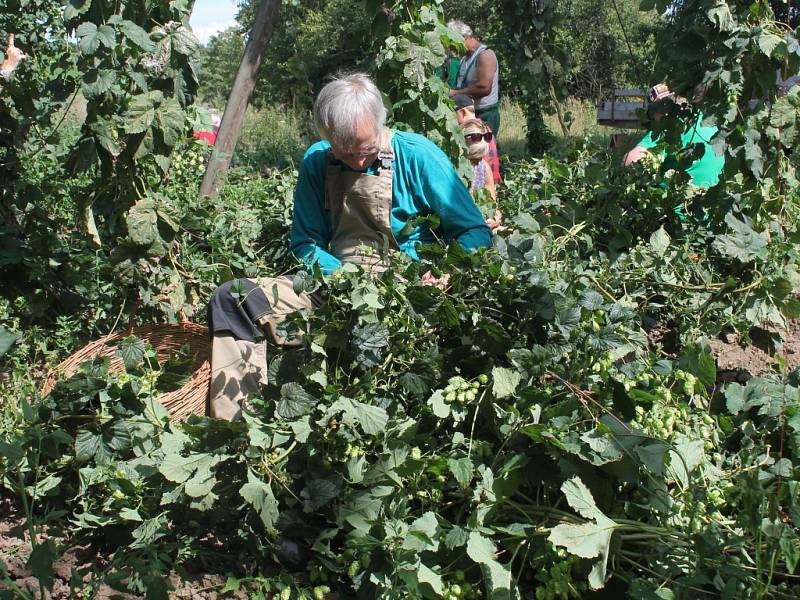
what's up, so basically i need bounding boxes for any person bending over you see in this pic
[207,72,491,420]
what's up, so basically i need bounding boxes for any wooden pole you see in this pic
[199,0,282,198]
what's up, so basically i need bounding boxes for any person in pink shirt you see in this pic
[452,94,501,185]
[193,112,221,145]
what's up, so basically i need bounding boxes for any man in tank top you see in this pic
[446,20,501,136]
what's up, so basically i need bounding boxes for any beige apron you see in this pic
[209,130,398,420]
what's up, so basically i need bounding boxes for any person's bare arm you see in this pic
[1,34,27,79]
[450,50,497,98]
[484,164,496,201]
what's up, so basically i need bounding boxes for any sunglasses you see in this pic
[465,132,493,143]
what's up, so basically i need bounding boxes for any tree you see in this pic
[235,0,372,107]
[197,26,246,108]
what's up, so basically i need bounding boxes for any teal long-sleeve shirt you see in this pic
[289,130,492,273]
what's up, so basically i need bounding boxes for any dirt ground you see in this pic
[3,321,800,598]
[709,320,800,377]
[0,497,247,599]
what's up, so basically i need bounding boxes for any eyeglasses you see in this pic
[332,143,379,161]
[465,132,492,143]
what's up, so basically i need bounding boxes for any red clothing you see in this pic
[483,125,501,185]
[193,130,217,145]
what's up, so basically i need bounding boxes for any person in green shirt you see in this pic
[623,84,725,189]
[439,47,461,89]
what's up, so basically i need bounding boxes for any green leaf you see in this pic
[125,93,158,134]
[403,511,439,552]
[548,477,619,590]
[448,457,473,488]
[707,4,735,31]
[427,389,451,418]
[277,383,316,419]
[117,335,146,370]
[221,577,241,594]
[667,436,705,487]
[712,213,769,262]
[122,20,156,52]
[758,31,784,58]
[74,428,102,462]
[635,442,669,477]
[445,526,469,549]
[466,530,497,564]
[347,400,388,435]
[89,118,121,158]
[27,540,57,591]
[0,326,18,357]
[679,344,716,388]
[649,226,671,256]
[303,477,340,512]
[492,366,521,399]
[81,69,116,98]
[0,441,24,463]
[579,290,605,311]
[127,199,159,246]
[159,453,204,483]
[119,508,143,522]
[725,383,746,414]
[240,470,279,530]
[155,97,187,147]
[64,0,91,21]
[76,22,100,54]
[417,562,444,595]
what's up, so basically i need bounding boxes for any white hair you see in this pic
[313,73,387,148]
[447,20,473,38]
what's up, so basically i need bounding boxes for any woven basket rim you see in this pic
[41,323,211,420]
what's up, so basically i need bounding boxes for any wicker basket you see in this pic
[41,323,210,421]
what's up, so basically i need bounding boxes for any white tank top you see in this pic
[456,44,500,110]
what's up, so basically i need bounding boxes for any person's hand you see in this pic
[1,34,28,79]
[421,270,451,290]
[486,209,506,232]
[622,145,648,166]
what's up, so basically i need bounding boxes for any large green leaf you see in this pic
[81,69,116,98]
[548,477,618,590]
[154,97,187,147]
[492,366,521,399]
[448,456,473,488]
[240,470,279,530]
[277,383,316,419]
[125,92,158,134]
[121,20,156,52]
[116,335,146,370]
[127,199,159,246]
[27,540,57,592]
[303,477,340,512]
[712,213,768,263]
[0,326,18,357]
[346,400,389,435]
[402,511,439,552]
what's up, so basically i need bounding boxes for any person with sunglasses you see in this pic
[462,119,496,201]
[206,72,491,420]
[453,94,501,185]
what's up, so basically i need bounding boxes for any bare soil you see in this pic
[709,320,800,377]
[0,497,247,599]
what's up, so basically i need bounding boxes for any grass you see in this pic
[234,104,316,171]
[499,96,645,158]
